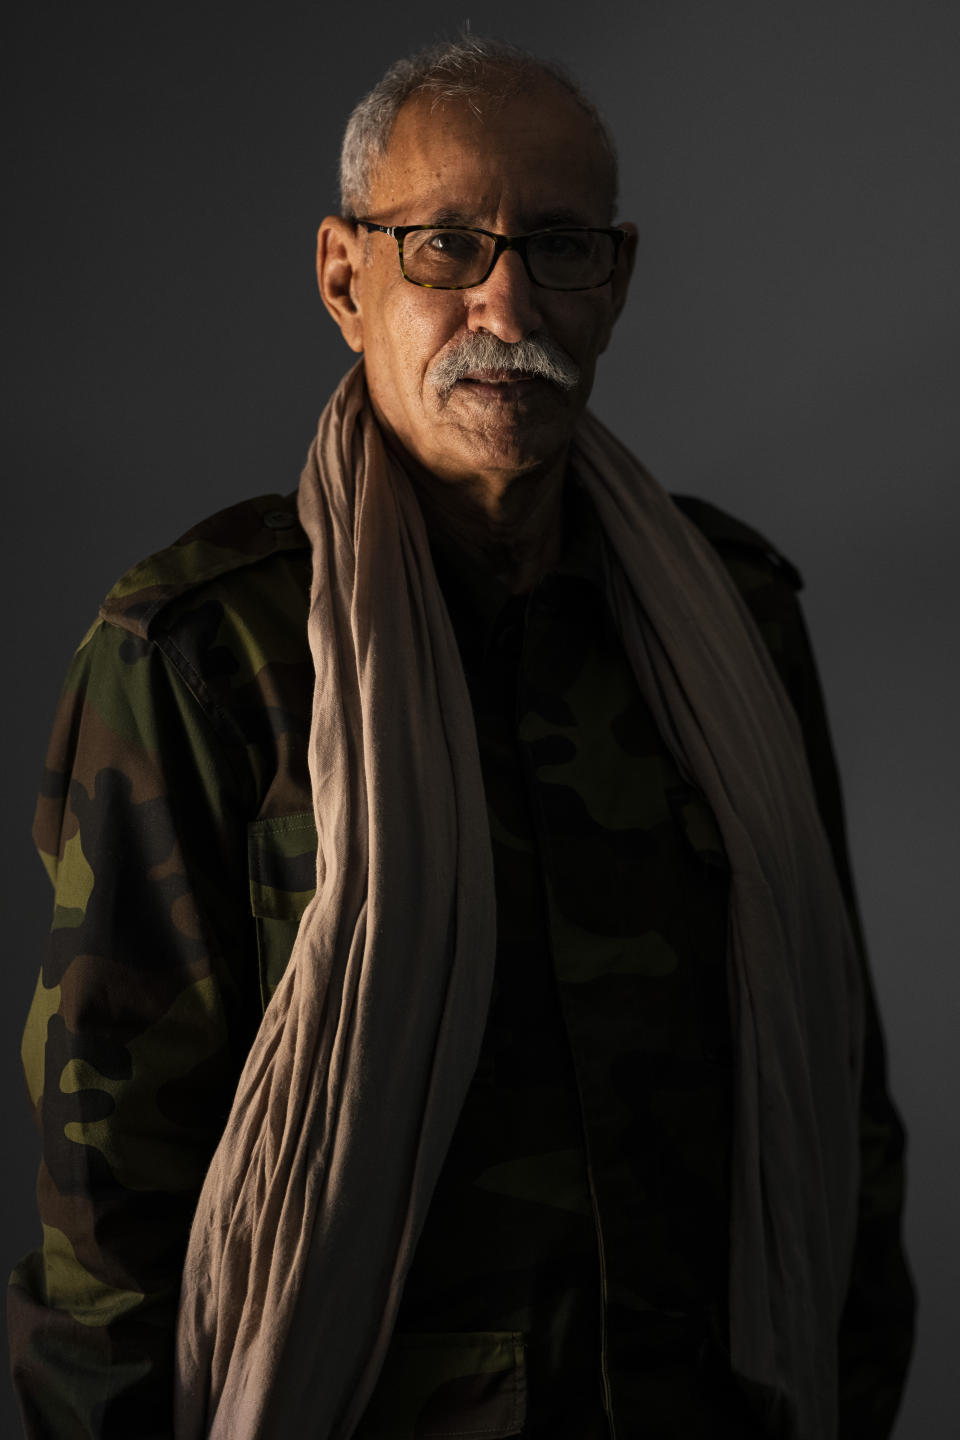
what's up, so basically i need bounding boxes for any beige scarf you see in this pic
[175,363,864,1440]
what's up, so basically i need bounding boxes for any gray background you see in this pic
[5,1,958,1435]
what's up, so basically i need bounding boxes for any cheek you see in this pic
[376,292,465,398]
[547,297,615,361]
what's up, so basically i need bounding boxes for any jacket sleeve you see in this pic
[8,618,261,1440]
[728,549,917,1438]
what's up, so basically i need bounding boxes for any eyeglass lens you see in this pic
[401,228,616,290]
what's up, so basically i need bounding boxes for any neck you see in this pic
[397,448,568,594]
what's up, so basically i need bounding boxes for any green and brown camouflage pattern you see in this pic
[9,482,915,1439]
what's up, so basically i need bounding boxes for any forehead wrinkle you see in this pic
[369,90,614,228]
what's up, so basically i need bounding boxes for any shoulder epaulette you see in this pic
[671,493,804,591]
[99,492,309,640]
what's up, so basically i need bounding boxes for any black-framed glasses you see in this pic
[356,221,626,292]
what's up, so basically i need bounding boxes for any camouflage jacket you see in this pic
[9,482,915,1439]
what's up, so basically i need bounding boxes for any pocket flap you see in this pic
[246,811,317,921]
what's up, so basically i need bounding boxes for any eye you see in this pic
[409,229,485,263]
[532,230,594,260]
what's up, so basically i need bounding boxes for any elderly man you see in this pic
[10,37,913,1440]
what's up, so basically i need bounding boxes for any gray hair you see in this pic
[338,35,619,220]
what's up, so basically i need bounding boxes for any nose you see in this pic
[464,247,544,343]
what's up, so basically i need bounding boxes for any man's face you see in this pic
[319,82,636,488]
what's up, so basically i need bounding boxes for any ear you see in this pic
[317,216,365,353]
[597,220,638,353]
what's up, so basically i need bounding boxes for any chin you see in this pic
[452,402,575,467]
[458,422,564,475]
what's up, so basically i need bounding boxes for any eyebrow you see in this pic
[530,207,596,228]
[424,205,597,230]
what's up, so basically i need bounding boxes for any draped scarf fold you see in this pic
[175,362,864,1440]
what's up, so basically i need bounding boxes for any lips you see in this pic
[455,375,543,404]
[457,370,541,388]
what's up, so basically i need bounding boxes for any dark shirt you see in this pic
[370,478,750,1438]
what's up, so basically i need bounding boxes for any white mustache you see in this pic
[431,331,581,399]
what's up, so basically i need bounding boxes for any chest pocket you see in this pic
[247,811,317,1009]
[354,1331,527,1440]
